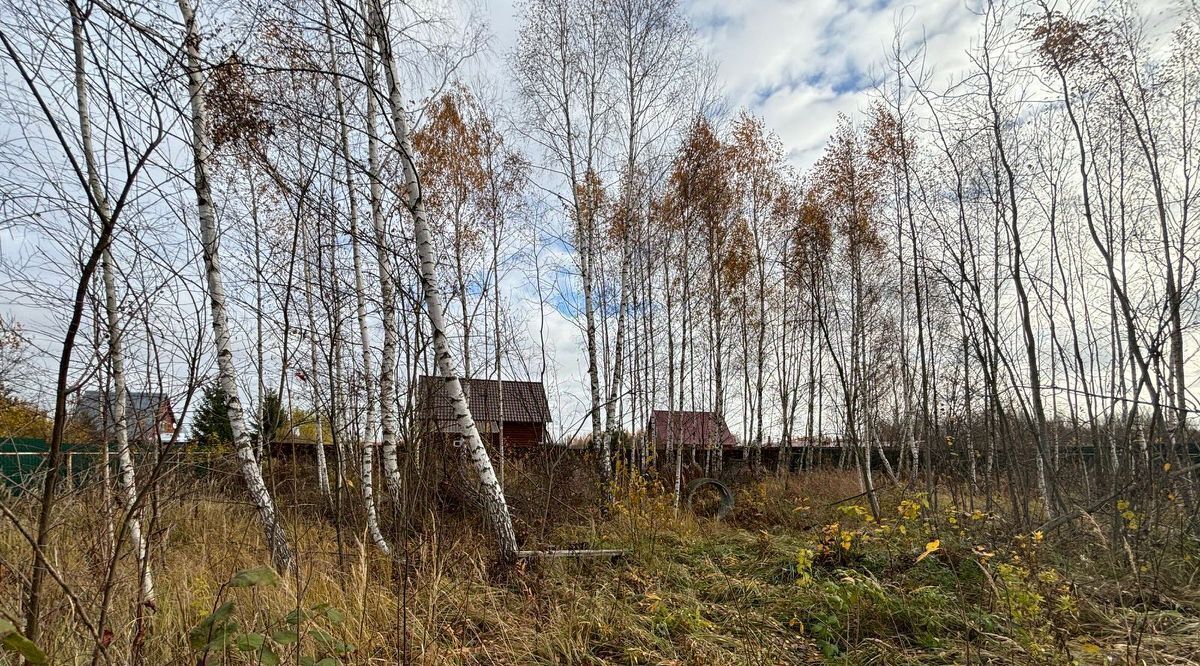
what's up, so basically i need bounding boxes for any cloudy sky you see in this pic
[478,0,994,436]
[485,0,987,170]
[3,0,1186,439]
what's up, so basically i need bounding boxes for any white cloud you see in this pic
[475,0,994,436]
[687,0,986,168]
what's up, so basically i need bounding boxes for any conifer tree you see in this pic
[191,383,233,449]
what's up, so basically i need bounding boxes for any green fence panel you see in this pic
[0,437,113,494]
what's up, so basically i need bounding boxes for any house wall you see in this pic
[484,421,545,450]
[158,406,176,435]
[425,421,546,452]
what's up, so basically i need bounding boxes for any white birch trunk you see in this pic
[362,21,404,510]
[178,0,293,570]
[605,243,631,465]
[302,230,332,500]
[493,230,504,485]
[323,0,391,555]
[370,0,517,562]
[100,257,157,606]
[70,3,154,607]
[582,218,611,502]
[352,181,390,554]
[251,183,266,464]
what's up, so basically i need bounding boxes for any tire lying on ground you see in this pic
[685,477,735,520]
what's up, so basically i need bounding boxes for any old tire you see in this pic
[685,477,735,520]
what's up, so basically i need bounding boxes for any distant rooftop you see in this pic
[74,390,175,441]
[648,410,738,450]
[415,376,551,427]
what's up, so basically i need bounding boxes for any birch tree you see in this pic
[68,0,155,610]
[320,0,392,554]
[361,13,405,509]
[0,0,168,641]
[177,0,293,571]
[368,0,518,562]
[514,0,613,500]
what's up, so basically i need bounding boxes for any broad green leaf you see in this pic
[1,630,48,664]
[258,645,281,666]
[237,632,265,651]
[272,629,299,645]
[189,601,236,650]
[199,621,239,653]
[322,607,346,624]
[285,608,311,625]
[228,566,280,588]
[310,627,352,656]
[310,627,337,648]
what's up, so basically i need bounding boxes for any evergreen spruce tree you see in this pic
[253,390,286,451]
[191,382,233,449]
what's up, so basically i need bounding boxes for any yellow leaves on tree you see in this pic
[574,168,607,246]
[0,396,50,440]
[0,318,46,439]
[809,113,886,260]
[661,116,746,291]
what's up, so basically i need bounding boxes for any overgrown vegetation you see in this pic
[1,0,1198,661]
[3,468,1197,664]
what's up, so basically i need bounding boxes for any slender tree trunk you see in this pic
[251,179,266,463]
[492,209,504,485]
[361,19,403,510]
[69,2,155,612]
[370,0,518,562]
[606,242,631,467]
[178,0,292,570]
[318,0,389,553]
[582,205,611,504]
[302,229,332,500]
[456,221,472,379]
[982,40,1055,519]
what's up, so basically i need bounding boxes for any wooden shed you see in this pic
[415,376,552,453]
[648,410,738,452]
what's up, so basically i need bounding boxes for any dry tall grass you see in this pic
[2,459,1199,664]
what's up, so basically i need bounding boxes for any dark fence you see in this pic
[0,437,227,495]
[0,438,115,494]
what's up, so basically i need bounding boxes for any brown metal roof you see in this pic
[416,375,551,427]
[648,410,738,450]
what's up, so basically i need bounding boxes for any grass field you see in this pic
[2,464,1199,664]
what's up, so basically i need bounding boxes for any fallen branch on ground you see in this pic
[516,549,625,559]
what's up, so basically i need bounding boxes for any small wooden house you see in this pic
[74,390,177,444]
[648,410,738,452]
[416,376,552,453]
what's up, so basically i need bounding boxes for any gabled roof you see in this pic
[74,390,173,440]
[649,410,738,449]
[416,375,551,426]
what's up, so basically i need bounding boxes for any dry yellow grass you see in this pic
[2,464,1199,665]
[0,463,820,664]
